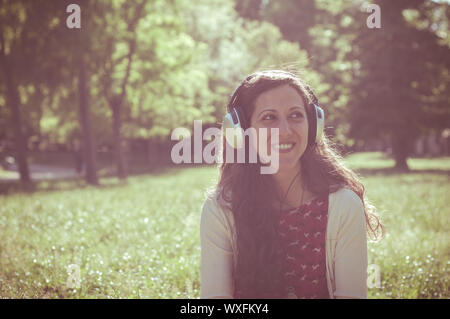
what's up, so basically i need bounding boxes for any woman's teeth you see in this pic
[275,143,295,150]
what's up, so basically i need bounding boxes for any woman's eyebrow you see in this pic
[289,105,306,111]
[257,108,276,117]
[257,105,305,117]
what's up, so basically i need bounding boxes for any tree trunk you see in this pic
[77,56,99,185]
[1,54,31,184]
[111,99,127,180]
[392,134,410,171]
[147,139,153,168]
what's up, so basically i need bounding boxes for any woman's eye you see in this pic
[261,112,303,121]
[291,112,304,119]
[262,114,275,121]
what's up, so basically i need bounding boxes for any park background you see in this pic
[0,0,449,298]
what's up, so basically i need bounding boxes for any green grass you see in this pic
[344,152,450,298]
[0,153,449,298]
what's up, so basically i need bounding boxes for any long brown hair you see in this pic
[211,70,383,298]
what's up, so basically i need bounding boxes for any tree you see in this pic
[0,0,64,184]
[342,0,450,169]
[0,36,31,184]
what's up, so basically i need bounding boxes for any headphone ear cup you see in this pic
[222,109,244,149]
[307,104,325,147]
[315,105,324,143]
[307,103,317,147]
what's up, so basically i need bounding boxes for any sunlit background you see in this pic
[0,0,449,298]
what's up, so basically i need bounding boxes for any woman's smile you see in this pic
[273,142,296,152]
[272,142,297,154]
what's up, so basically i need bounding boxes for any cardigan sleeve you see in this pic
[333,189,368,299]
[200,195,234,298]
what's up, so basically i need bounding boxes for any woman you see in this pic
[200,70,383,299]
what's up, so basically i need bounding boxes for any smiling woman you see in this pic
[200,70,384,299]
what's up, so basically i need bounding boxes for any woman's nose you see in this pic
[278,117,293,135]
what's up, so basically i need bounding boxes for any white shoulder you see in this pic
[200,189,236,298]
[328,187,366,233]
[328,187,368,299]
[330,187,364,212]
[200,189,235,247]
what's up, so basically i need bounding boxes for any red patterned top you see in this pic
[277,193,330,299]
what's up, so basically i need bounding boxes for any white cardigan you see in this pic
[200,187,368,299]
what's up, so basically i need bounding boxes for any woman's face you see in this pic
[250,84,309,173]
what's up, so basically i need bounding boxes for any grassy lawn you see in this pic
[0,152,448,298]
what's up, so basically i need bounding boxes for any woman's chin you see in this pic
[276,158,301,172]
